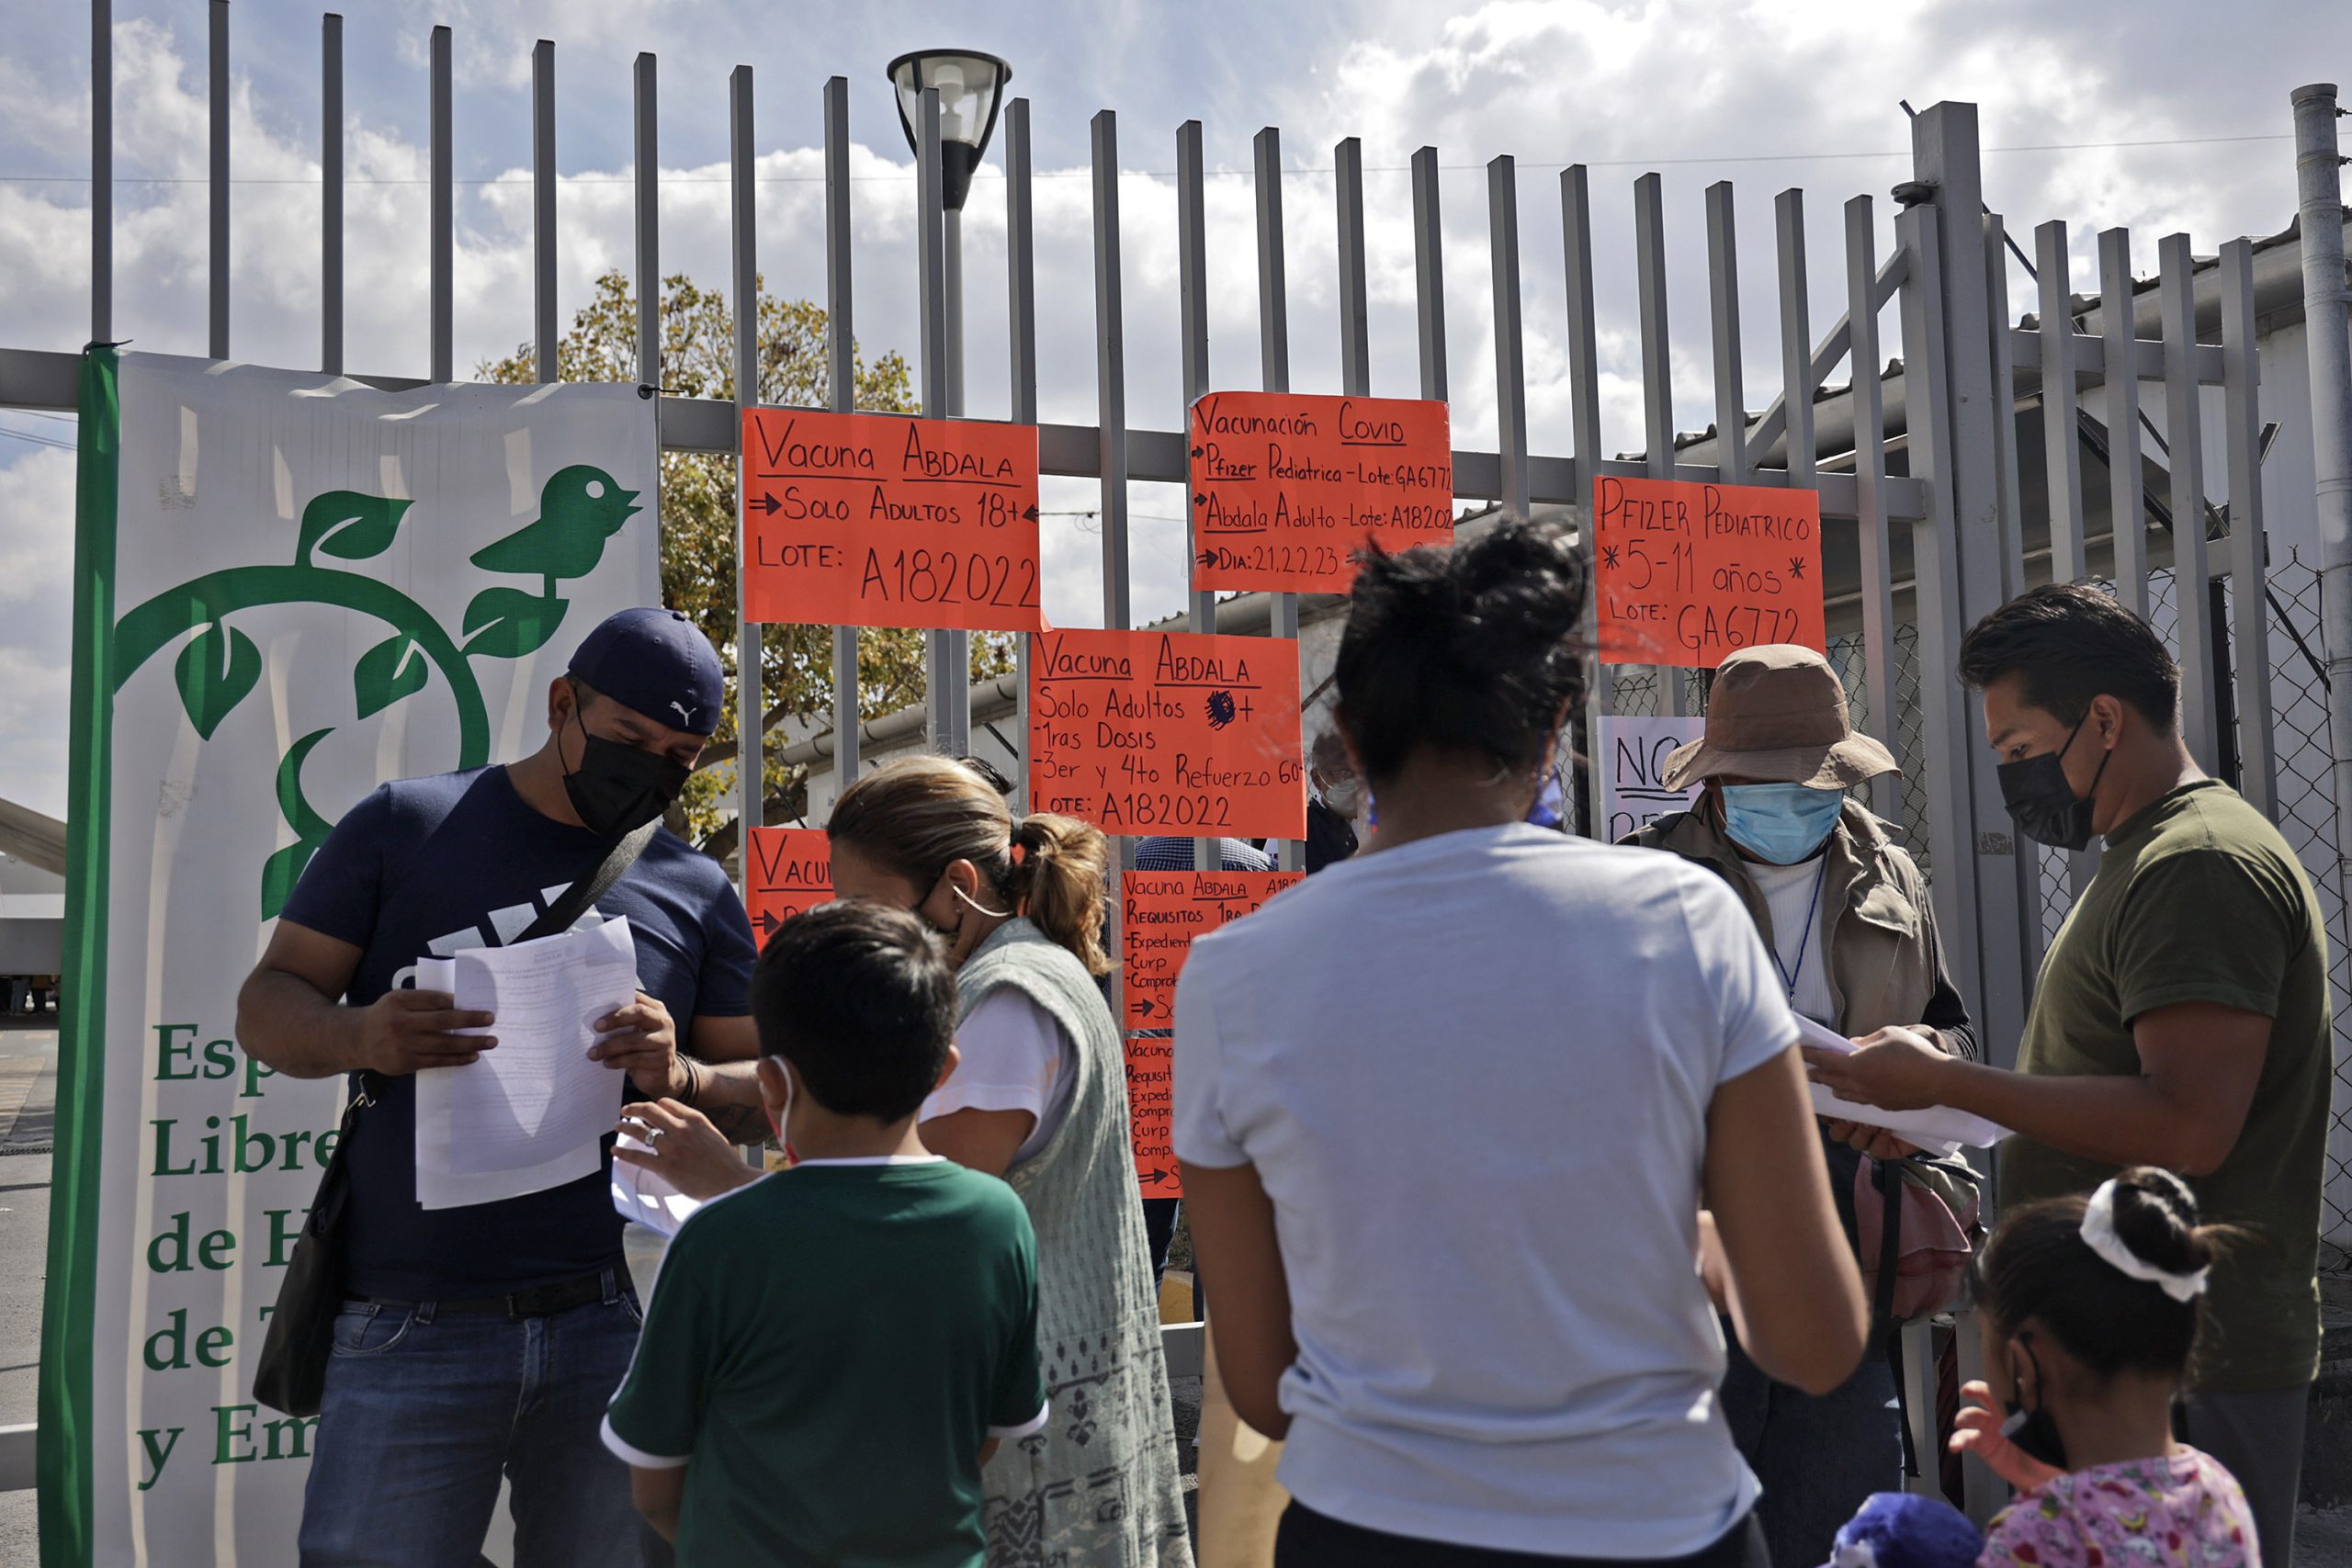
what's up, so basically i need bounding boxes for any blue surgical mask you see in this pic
[1720,783,1844,864]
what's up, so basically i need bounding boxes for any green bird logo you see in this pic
[468,465,643,580]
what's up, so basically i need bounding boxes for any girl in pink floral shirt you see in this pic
[1951,1168,2256,1568]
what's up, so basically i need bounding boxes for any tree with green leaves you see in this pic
[481,272,1013,856]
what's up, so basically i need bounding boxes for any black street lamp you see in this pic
[887,50,1010,760]
[886,51,1012,213]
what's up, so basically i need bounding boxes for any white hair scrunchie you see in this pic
[2080,1179,2211,1303]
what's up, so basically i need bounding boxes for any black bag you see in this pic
[252,818,660,1416]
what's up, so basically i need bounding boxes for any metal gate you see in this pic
[0,0,2341,1514]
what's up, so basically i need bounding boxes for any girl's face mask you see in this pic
[1998,1335,2067,1470]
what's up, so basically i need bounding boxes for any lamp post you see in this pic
[889,50,1010,756]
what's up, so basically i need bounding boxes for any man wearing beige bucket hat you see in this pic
[1624,644,1979,1565]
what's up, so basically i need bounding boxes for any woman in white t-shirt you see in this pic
[1175,520,1870,1568]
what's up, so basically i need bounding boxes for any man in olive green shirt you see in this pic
[1807,582,2329,1563]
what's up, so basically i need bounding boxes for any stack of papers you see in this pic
[1795,1014,2010,1155]
[413,918,639,1211]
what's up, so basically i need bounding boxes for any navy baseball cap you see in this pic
[568,608,727,736]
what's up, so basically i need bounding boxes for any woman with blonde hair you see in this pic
[628,755,1193,1568]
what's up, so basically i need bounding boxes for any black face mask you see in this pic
[1999,1337,2069,1470]
[563,710,691,838]
[1996,711,2112,852]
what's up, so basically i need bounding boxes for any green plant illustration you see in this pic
[110,463,642,918]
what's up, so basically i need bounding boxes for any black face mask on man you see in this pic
[1996,709,2112,852]
[563,710,691,838]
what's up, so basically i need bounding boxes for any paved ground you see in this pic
[0,1012,59,1562]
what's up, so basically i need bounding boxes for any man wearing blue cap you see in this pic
[237,607,761,1568]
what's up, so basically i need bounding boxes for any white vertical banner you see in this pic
[48,352,659,1565]
[1597,716,1708,842]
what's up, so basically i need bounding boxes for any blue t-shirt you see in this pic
[280,766,757,1299]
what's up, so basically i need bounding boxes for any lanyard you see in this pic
[1768,855,1832,1002]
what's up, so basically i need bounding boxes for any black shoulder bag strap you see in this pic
[1874,1155,1917,1479]
[253,818,662,1417]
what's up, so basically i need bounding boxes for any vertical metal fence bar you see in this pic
[1337,137,1370,397]
[1095,112,1132,636]
[2220,238,2277,818]
[1917,103,2032,1089]
[1563,164,1607,834]
[729,64,760,896]
[1256,127,1303,873]
[1179,118,1218,872]
[2099,229,2149,619]
[1895,202,1984,1039]
[1776,190,1814,489]
[1094,108,1134,987]
[209,0,229,359]
[915,88,967,757]
[1844,197,1900,823]
[1705,182,1746,485]
[2036,221,2087,580]
[1984,215,2027,604]
[429,25,453,383]
[92,0,111,343]
[532,39,558,384]
[1634,172,1687,714]
[322,13,343,374]
[634,54,658,384]
[1982,210,2048,964]
[824,76,861,790]
[2160,232,2217,769]
[1489,158,1529,516]
[1413,148,1447,403]
[430,24,451,383]
[1006,97,1035,814]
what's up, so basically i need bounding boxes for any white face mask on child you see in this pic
[768,1063,797,1167]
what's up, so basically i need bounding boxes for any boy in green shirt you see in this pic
[602,901,1046,1566]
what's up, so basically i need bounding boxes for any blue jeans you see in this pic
[299,1272,653,1568]
[1720,1336,1901,1568]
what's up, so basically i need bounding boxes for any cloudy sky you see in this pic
[0,0,2342,816]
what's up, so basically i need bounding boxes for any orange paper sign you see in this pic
[1590,476,1826,666]
[1121,872,1304,1030]
[1028,627,1306,839]
[1121,872,1303,1198]
[744,828,832,949]
[741,408,1044,632]
[1189,391,1453,593]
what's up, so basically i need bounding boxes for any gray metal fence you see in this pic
[0,4,2344,1517]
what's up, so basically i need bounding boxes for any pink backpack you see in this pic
[1854,1155,1981,1323]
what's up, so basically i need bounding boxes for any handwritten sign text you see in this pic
[1028,628,1306,839]
[1591,477,1825,666]
[1123,871,1303,1196]
[1189,392,1453,593]
[741,408,1043,633]
[1596,716,1707,841]
[744,828,832,949]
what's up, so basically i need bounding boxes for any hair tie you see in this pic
[2080,1179,2209,1303]
[1007,840,1027,868]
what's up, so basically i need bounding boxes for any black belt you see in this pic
[362,1262,632,1319]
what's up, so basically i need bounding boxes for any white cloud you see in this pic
[4,0,2348,816]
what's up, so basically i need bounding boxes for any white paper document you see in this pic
[1794,1013,2010,1155]
[610,1132,703,1237]
[413,918,639,1210]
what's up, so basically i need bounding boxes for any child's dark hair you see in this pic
[1333,518,1588,786]
[1973,1167,2224,1381]
[748,900,957,1122]
[1956,581,2179,732]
